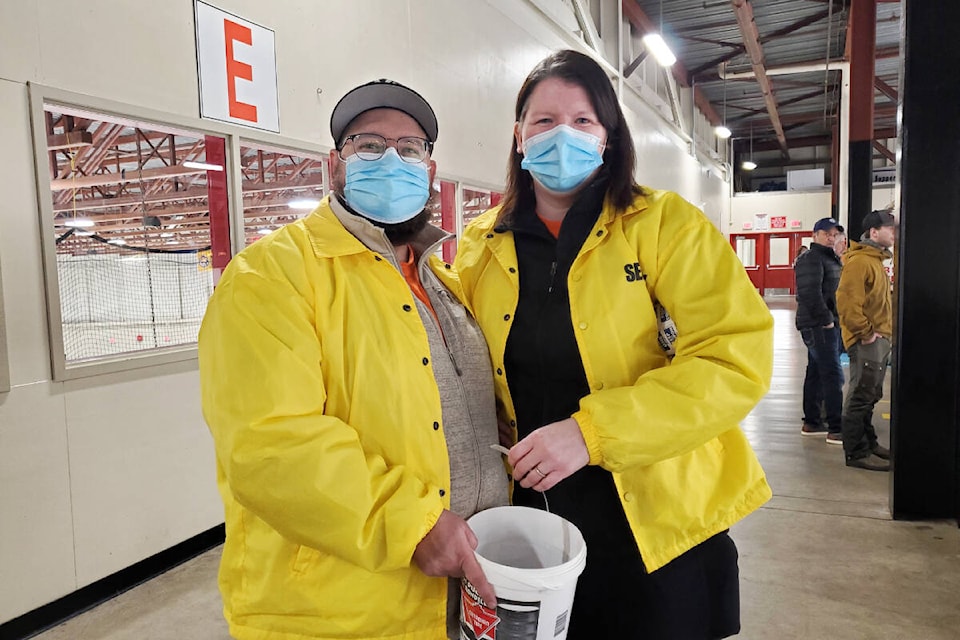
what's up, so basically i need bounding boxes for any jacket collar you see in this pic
[848,238,893,260]
[809,242,842,261]
[304,195,452,264]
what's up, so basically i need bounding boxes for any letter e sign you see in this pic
[195,1,280,132]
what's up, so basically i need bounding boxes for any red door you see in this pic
[765,232,798,293]
[731,233,765,292]
[732,232,808,295]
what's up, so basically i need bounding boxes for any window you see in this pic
[33,100,228,377]
[238,143,328,244]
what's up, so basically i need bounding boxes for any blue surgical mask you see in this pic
[343,148,431,224]
[520,125,605,193]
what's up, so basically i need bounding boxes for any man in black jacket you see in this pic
[794,217,845,443]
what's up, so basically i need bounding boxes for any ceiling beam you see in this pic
[731,0,789,158]
[691,8,837,79]
[52,176,325,212]
[621,1,723,126]
[872,140,895,163]
[50,165,207,191]
[47,131,94,150]
[874,76,899,101]
[734,126,897,152]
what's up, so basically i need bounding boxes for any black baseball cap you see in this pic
[862,210,897,230]
[813,217,840,232]
[330,79,438,146]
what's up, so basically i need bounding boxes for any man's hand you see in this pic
[823,322,835,329]
[413,510,497,607]
[508,418,589,491]
[862,332,882,345]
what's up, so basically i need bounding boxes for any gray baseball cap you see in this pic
[330,79,438,146]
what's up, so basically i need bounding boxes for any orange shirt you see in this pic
[538,215,562,238]
[399,246,439,327]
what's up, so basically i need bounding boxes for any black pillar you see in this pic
[847,0,876,240]
[892,1,960,522]
[847,142,872,241]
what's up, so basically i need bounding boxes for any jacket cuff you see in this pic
[572,409,603,466]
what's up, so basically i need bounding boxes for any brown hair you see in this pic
[497,49,644,224]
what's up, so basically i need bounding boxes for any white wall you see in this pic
[0,0,730,623]
[730,185,899,235]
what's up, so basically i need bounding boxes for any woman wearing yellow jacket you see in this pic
[454,50,774,639]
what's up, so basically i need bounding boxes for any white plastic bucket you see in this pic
[459,506,587,640]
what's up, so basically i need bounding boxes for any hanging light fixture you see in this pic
[742,122,757,170]
[643,0,677,67]
[715,69,732,139]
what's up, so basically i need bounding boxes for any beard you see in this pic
[331,166,436,245]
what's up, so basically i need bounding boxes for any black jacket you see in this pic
[794,242,843,329]
[499,175,641,564]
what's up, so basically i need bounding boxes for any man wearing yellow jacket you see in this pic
[837,209,896,472]
[199,79,508,640]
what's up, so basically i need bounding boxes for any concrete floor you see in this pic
[31,298,960,639]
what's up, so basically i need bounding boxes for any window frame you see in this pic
[27,84,327,380]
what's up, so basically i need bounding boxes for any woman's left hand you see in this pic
[508,418,589,491]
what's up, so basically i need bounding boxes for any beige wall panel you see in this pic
[0,382,75,621]
[0,81,53,385]
[64,369,221,586]
[33,0,199,117]
[0,2,41,83]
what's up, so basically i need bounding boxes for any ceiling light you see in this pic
[641,33,677,67]
[288,199,321,210]
[64,218,94,228]
[183,161,224,171]
[257,228,273,235]
[108,238,128,245]
[742,160,757,171]
[714,125,732,139]
[74,230,95,237]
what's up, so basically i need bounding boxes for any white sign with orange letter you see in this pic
[195,1,279,132]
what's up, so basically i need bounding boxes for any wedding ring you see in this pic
[533,465,547,478]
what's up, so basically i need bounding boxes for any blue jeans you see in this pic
[842,337,891,460]
[800,325,844,433]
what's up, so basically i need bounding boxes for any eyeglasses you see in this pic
[338,133,433,163]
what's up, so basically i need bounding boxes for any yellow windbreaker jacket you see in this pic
[199,198,478,640]
[454,189,774,571]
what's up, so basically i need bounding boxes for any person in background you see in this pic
[837,209,896,472]
[794,217,845,444]
[199,79,508,640]
[454,49,774,640]
[834,224,848,260]
[793,244,809,267]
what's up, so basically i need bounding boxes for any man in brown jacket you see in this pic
[836,210,896,471]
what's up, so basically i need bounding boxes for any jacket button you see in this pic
[374,255,382,261]
[444,263,452,269]
[623,492,633,502]
[486,233,494,239]
[509,267,516,273]
[433,421,440,431]
[403,304,412,312]
[572,273,581,281]
[596,230,604,237]
[422,357,429,365]
[439,489,446,497]
[579,322,588,330]
[510,420,516,427]
[594,381,604,390]
[496,368,503,375]
[503,314,511,321]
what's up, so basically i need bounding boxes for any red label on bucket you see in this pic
[461,580,500,639]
